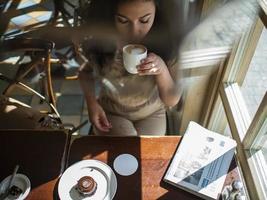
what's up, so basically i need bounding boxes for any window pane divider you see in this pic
[222,18,263,84]
[219,82,260,200]
[246,146,267,199]
[243,97,267,200]
[253,150,267,186]
[221,83,251,141]
[243,93,267,148]
[259,0,267,27]
[180,46,231,69]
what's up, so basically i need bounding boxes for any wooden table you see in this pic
[68,136,235,200]
[0,130,68,200]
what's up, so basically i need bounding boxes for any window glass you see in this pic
[241,27,267,119]
[249,118,267,196]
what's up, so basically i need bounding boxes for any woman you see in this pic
[78,0,185,135]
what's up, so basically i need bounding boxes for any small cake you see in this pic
[77,176,97,196]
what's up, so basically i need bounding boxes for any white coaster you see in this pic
[113,154,138,176]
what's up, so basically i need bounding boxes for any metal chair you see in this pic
[0,73,61,127]
[53,0,91,27]
[0,73,88,131]
[0,37,56,107]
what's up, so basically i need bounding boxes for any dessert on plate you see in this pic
[76,176,97,196]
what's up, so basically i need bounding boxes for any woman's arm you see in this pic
[78,69,112,132]
[138,53,181,107]
[78,70,98,107]
[155,63,181,107]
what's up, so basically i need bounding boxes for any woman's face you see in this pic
[115,0,156,43]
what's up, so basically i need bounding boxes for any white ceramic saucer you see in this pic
[0,173,31,200]
[58,160,117,200]
[113,154,138,176]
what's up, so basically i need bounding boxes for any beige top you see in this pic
[84,50,176,121]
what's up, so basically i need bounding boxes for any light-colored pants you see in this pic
[94,108,166,136]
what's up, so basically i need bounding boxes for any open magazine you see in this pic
[164,121,237,200]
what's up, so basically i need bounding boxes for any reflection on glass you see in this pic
[241,27,267,119]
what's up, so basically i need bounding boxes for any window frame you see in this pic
[243,94,267,199]
[206,2,267,199]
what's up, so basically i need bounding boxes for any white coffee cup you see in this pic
[122,44,147,74]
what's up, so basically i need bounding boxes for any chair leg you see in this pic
[44,50,56,107]
[39,75,46,104]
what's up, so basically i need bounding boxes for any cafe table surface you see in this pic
[67,136,239,200]
[0,130,68,200]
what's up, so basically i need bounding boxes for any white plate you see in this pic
[0,173,31,200]
[58,160,117,200]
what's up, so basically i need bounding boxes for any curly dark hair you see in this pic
[81,0,186,67]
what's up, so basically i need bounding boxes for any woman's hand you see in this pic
[137,52,181,107]
[137,53,168,75]
[88,103,112,132]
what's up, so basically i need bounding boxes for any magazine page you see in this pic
[164,121,237,200]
